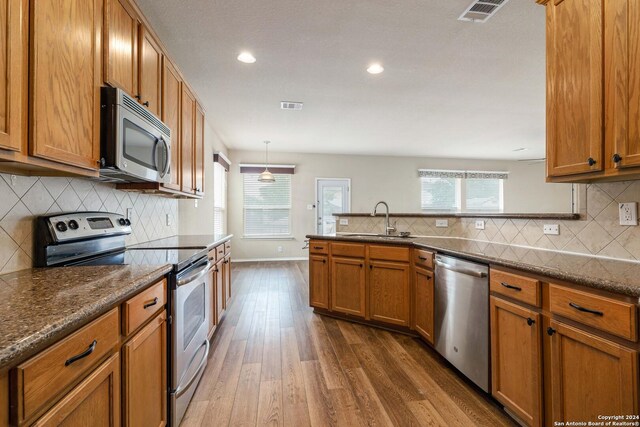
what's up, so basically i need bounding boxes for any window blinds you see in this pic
[243,174,292,236]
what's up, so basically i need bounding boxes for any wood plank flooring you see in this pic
[182,261,515,427]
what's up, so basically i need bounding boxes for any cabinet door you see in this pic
[368,260,410,326]
[330,257,366,317]
[490,297,542,427]
[161,58,182,191]
[33,353,120,427]
[545,0,604,177]
[224,255,231,308]
[138,26,162,116]
[215,260,224,322]
[549,320,639,420]
[105,0,138,96]
[194,103,205,195]
[180,84,195,194]
[0,0,25,152]
[413,266,434,343]
[122,311,167,427]
[208,266,216,336]
[30,0,102,170]
[309,255,329,309]
[608,0,640,169]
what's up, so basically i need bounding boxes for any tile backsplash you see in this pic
[0,174,178,274]
[337,180,640,262]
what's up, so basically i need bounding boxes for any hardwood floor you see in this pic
[183,261,515,427]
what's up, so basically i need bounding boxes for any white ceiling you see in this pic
[136,0,546,160]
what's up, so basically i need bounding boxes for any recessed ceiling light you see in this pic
[513,148,528,152]
[367,63,384,74]
[237,52,256,64]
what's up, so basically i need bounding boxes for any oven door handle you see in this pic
[175,339,210,398]
[177,261,212,286]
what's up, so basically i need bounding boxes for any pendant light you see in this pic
[258,141,275,182]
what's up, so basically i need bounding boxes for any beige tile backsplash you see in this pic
[337,181,640,262]
[0,174,178,274]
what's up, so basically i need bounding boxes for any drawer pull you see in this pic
[569,302,604,316]
[418,256,428,261]
[313,246,324,250]
[526,318,535,326]
[144,297,159,309]
[65,340,97,367]
[547,327,556,336]
[500,282,522,292]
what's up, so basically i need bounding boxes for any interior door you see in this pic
[316,179,350,234]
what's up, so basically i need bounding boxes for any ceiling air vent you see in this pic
[280,101,303,111]
[458,0,510,23]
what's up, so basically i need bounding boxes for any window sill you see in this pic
[242,235,296,240]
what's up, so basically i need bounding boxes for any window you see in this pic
[213,162,226,235]
[419,169,506,212]
[243,174,292,237]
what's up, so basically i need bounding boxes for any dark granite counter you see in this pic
[128,234,233,251]
[332,212,580,220]
[0,264,172,371]
[306,233,640,300]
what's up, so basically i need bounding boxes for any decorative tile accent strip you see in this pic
[336,181,640,262]
[0,174,179,274]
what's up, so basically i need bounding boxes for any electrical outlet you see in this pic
[194,199,198,208]
[436,219,449,228]
[475,220,485,230]
[307,204,313,210]
[9,175,16,186]
[543,224,559,235]
[126,208,133,220]
[339,218,349,226]
[166,214,172,227]
[277,246,283,253]
[619,202,638,226]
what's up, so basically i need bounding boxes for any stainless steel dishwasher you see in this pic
[434,254,490,392]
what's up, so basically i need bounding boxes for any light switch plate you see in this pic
[166,214,172,227]
[436,219,448,228]
[543,224,560,235]
[619,202,638,226]
[339,218,349,226]
[475,220,485,230]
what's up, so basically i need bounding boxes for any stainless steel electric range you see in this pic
[34,211,210,426]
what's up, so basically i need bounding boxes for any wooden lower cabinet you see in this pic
[208,264,216,337]
[215,260,224,323]
[548,320,639,421]
[330,257,366,317]
[309,254,329,309]
[122,311,167,427]
[1,372,7,427]
[223,255,231,309]
[490,297,542,427]
[368,260,410,326]
[33,353,120,427]
[413,266,434,344]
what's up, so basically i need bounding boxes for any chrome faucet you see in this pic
[371,201,396,235]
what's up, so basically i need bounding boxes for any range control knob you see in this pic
[68,220,79,230]
[125,219,131,226]
[55,221,68,232]
[118,218,126,226]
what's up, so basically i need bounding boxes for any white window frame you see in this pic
[242,173,293,239]
[213,162,227,235]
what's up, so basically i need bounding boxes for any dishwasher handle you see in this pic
[435,259,487,278]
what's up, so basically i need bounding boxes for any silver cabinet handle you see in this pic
[435,260,487,278]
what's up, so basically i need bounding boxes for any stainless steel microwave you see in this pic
[100,86,171,183]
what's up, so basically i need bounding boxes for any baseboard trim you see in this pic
[233,257,308,263]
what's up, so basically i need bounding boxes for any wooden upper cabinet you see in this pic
[490,297,542,427]
[194,103,205,195]
[138,25,162,116]
[105,0,138,97]
[413,266,434,343]
[181,84,196,194]
[549,320,639,420]
[607,0,640,169]
[309,254,330,309]
[161,58,182,191]
[545,0,604,177]
[30,0,102,171]
[0,0,25,153]
[368,260,410,327]
[331,257,366,318]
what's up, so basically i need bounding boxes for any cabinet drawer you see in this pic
[122,279,167,336]
[413,249,434,269]
[309,240,329,255]
[331,242,365,258]
[15,308,119,424]
[369,245,410,262]
[224,241,231,254]
[549,284,638,341]
[214,244,225,262]
[490,269,541,307]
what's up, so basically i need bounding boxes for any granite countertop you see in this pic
[0,264,172,371]
[332,212,581,220]
[128,234,233,251]
[306,233,640,300]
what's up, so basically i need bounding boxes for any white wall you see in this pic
[178,121,229,235]
[227,150,573,260]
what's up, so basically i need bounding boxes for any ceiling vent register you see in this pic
[280,101,303,111]
[458,0,510,23]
